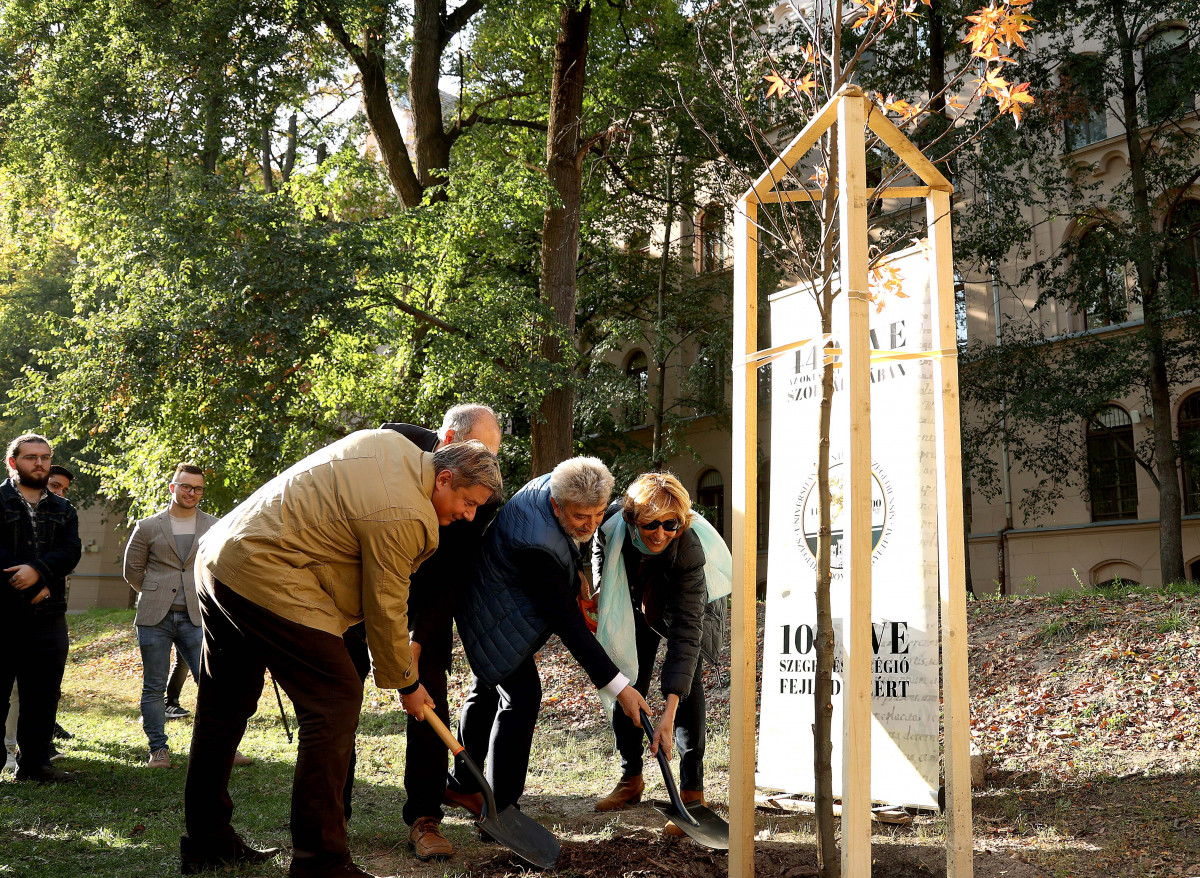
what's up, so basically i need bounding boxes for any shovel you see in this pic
[640,709,730,850]
[422,708,561,870]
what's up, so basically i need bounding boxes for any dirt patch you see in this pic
[463,836,1046,877]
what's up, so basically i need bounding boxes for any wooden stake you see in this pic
[835,90,873,878]
[730,196,759,878]
[927,190,974,878]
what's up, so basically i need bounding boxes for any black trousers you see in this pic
[453,657,542,812]
[612,611,706,791]
[166,647,189,704]
[185,580,362,870]
[0,612,68,772]
[342,621,460,825]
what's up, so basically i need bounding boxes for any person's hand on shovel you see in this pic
[615,685,651,728]
[648,694,680,759]
[401,683,436,720]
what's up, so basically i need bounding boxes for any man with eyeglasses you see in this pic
[123,464,215,769]
[0,433,81,783]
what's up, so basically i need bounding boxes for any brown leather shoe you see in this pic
[409,817,453,860]
[443,787,484,818]
[664,790,705,837]
[594,775,644,811]
[232,750,253,766]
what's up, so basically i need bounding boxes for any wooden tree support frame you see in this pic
[730,84,973,878]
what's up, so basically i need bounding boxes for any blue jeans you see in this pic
[137,612,202,752]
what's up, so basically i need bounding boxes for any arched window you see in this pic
[1144,27,1193,123]
[1086,405,1138,521]
[1061,54,1107,151]
[696,469,726,537]
[700,204,727,273]
[1075,225,1128,329]
[1179,393,1200,514]
[757,462,771,552]
[624,351,648,427]
[1166,200,1200,302]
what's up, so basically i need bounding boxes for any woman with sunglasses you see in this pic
[589,472,709,826]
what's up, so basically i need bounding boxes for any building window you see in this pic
[1075,225,1129,329]
[1144,27,1193,124]
[1180,393,1200,514]
[1086,405,1138,521]
[757,462,771,552]
[696,469,726,537]
[1061,54,1107,151]
[700,204,728,273]
[1166,200,1200,302]
[624,351,649,427]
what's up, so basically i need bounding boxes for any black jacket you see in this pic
[0,479,82,616]
[381,422,499,658]
[593,503,707,697]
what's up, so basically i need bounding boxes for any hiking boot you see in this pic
[165,703,191,720]
[409,817,453,860]
[53,723,73,741]
[594,775,644,811]
[181,832,281,875]
[664,789,705,837]
[148,747,171,768]
[14,764,76,783]
[443,786,484,818]
[232,750,253,766]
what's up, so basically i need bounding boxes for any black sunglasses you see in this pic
[638,518,681,532]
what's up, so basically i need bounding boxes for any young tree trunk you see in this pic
[531,1,591,476]
[261,121,275,192]
[281,113,297,184]
[814,129,841,878]
[1112,0,1186,584]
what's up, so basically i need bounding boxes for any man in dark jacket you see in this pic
[0,433,82,783]
[455,457,651,814]
[342,404,503,860]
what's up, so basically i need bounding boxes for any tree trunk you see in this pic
[261,121,275,192]
[926,0,947,115]
[814,129,841,878]
[281,113,297,184]
[411,0,453,196]
[531,1,591,476]
[1113,0,1186,584]
[324,11,424,207]
[651,162,677,469]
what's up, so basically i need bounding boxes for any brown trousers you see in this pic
[184,578,362,869]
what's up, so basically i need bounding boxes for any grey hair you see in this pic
[548,457,614,508]
[438,404,500,443]
[432,439,503,501]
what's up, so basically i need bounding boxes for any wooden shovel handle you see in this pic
[420,707,465,756]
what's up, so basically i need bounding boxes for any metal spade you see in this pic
[422,709,561,870]
[640,709,730,850]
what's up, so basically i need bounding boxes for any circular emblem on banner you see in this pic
[793,460,892,570]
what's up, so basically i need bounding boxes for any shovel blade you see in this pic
[479,805,561,870]
[650,800,731,850]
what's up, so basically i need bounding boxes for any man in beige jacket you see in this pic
[181,431,502,878]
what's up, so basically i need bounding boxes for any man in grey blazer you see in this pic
[124,464,215,768]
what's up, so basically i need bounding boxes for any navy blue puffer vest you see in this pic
[458,474,576,685]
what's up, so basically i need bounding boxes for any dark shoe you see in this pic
[443,786,484,818]
[52,723,73,741]
[594,775,644,811]
[14,765,75,783]
[165,703,191,720]
[48,745,65,762]
[180,832,281,875]
[409,817,453,860]
[664,789,705,837]
[289,859,392,878]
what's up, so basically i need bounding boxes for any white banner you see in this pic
[756,245,941,809]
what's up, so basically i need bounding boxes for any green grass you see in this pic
[1,609,748,878]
